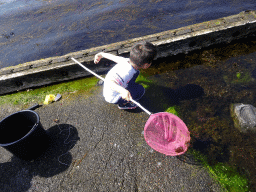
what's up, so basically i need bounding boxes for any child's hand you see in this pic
[120,89,132,101]
[94,53,103,64]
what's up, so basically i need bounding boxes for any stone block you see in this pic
[0,67,14,75]
[176,27,192,36]
[12,64,32,73]
[191,22,210,32]
[31,59,51,68]
[224,15,244,24]
[51,56,68,64]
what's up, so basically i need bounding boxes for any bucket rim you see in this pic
[0,110,40,146]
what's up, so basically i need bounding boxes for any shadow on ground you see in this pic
[0,124,79,192]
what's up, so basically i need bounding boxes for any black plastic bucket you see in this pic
[0,110,49,161]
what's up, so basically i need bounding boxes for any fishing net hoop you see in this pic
[144,112,190,156]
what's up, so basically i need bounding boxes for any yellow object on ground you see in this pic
[43,94,56,105]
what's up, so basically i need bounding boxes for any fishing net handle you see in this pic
[71,58,105,81]
[72,57,152,115]
[130,99,152,115]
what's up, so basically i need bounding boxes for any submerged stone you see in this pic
[230,103,256,133]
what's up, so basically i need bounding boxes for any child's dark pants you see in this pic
[114,82,145,105]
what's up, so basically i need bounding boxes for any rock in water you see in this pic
[230,103,256,133]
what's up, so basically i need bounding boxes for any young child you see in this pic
[94,41,157,109]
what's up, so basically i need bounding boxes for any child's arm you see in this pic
[109,80,132,101]
[94,52,132,101]
[94,52,126,64]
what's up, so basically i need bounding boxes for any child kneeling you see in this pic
[94,41,157,109]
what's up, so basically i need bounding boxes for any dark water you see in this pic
[0,0,256,68]
[141,36,256,191]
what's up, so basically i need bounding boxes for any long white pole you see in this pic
[71,58,105,81]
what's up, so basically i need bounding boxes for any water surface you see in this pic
[0,0,255,68]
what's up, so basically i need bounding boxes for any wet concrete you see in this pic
[0,88,222,191]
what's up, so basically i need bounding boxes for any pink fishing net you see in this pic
[144,112,190,156]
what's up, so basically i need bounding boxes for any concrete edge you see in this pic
[0,10,256,95]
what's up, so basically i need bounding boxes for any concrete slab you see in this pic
[0,87,222,191]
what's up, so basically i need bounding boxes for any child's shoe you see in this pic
[118,102,137,109]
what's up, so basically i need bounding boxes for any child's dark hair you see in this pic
[130,41,157,67]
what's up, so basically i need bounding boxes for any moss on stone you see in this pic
[0,76,99,107]
[231,72,251,84]
[189,149,249,192]
[165,106,179,116]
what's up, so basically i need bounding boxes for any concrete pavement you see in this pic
[0,85,222,192]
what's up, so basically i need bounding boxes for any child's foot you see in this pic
[118,102,137,110]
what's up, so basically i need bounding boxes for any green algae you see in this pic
[189,149,249,192]
[223,71,252,86]
[165,106,179,116]
[0,76,99,107]
[135,72,152,89]
[231,72,251,84]
[236,72,241,79]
